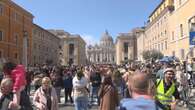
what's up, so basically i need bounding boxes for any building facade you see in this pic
[32,24,61,66]
[144,0,173,58]
[136,28,145,61]
[168,0,195,60]
[136,0,191,61]
[49,30,86,66]
[115,32,137,65]
[87,31,115,64]
[0,0,33,65]
[138,0,195,61]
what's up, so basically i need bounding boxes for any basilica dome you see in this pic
[100,30,114,46]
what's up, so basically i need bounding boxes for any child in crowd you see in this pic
[3,62,26,109]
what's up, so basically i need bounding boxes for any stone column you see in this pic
[109,54,112,63]
[103,53,105,62]
[91,53,94,62]
[96,53,98,63]
[100,53,103,63]
[106,53,110,63]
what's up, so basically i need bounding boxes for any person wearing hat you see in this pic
[155,68,180,110]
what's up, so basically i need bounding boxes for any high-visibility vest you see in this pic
[156,79,175,106]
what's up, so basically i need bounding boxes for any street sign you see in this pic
[189,31,195,45]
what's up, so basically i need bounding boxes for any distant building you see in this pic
[87,31,115,64]
[49,30,86,66]
[32,24,61,66]
[115,31,137,65]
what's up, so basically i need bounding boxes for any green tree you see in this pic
[142,50,164,61]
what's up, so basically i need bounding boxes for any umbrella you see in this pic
[160,56,180,63]
[160,56,170,62]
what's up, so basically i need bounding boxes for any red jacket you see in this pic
[11,65,26,92]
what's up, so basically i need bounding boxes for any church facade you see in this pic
[87,31,115,64]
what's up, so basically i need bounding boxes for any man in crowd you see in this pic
[155,68,180,110]
[119,71,157,110]
[90,70,101,105]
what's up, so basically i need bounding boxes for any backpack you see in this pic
[20,91,33,110]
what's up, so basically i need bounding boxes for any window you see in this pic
[13,12,17,21]
[179,0,182,5]
[34,43,37,49]
[180,24,183,37]
[27,38,29,48]
[0,4,3,16]
[97,55,100,62]
[0,30,3,41]
[34,56,36,62]
[165,41,167,50]
[191,23,195,31]
[164,16,166,21]
[172,51,175,56]
[14,34,18,45]
[124,57,128,61]
[124,42,129,53]
[172,31,174,40]
[161,43,164,50]
[158,44,160,51]
[33,29,37,35]
[0,50,2,58]
[14,12,20,21]
[39,32,41,37]
[14,53,18,59]
[69,58,74,65]
[180,49,185,59]
[69,44,74,55]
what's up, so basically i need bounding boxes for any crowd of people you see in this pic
[0,58,194,110]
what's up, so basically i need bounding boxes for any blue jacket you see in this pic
[119,97,157,110]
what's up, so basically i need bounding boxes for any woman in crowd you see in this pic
[33,77,58,110]
[50,69,64,103]
[98,75,119,110]
[73,70,89,110]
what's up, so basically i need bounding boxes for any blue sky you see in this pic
[14,0,161,45]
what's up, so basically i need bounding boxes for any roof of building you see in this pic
[149,0,165,18]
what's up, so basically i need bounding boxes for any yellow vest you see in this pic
[156,79,175,106]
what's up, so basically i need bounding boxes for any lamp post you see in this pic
[22,30,28,67]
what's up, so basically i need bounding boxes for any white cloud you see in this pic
[81,34,98,46]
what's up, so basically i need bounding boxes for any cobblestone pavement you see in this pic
[59,103,98,110]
